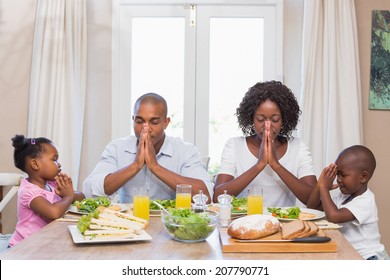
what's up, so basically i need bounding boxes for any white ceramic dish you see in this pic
[68,225,152,244]
[150,209,162,216]
[208,203,247,216]
[67,203,127,215]
[266,207,325,221]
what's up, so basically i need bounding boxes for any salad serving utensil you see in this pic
[152,200,179,222]
[152,200,171,215]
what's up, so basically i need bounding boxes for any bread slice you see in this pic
[281,220,320,239]
[306,221,319,236]
[281,219,305,240]
[291,221,311,238]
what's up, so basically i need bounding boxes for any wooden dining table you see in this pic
[0,206,362,260]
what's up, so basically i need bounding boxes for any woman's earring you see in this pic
[279,126,285,136]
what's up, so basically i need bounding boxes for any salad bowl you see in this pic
[161,209,218,243]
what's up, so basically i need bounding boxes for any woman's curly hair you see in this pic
[236,81,301,143]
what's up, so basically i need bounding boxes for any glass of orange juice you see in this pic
[133,187,150,220]
[247,187,263,215]
[175,184,192,208]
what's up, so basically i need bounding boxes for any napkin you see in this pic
[56,213,81,222]
[314,219,342,229]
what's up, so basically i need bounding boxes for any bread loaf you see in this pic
[227,215,280,240]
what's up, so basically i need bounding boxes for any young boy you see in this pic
[307,145,386,260]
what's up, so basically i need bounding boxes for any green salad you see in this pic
[267,207,301,219]
[76,210,100,233]
[72,196,111,213]
[231,196,247,213]
[149,199,176,210]
[162,208,215,241]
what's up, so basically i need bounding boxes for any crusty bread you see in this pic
[227,214,280,240]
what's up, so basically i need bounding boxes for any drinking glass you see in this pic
[133,187,150,220]
[247,187,263,215]
[175,184,192,208]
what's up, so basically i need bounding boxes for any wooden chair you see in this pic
[0,173,23,213]
[0,173,23,251]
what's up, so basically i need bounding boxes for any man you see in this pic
[83,93,212,203]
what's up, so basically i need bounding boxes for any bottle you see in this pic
[217,190,232,227]
[192,190,208,213]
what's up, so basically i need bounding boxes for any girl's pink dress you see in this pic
[9,178,61,247]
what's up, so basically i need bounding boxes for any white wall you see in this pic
[0,0,36,233]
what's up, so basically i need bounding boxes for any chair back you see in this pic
[0,173,23,213]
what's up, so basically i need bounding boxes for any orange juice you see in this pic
[133,195,150,220]
[247,195,263,215]
[175,193,192,208]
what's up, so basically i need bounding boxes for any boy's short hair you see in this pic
[339,145,376,179]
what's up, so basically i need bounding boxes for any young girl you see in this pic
[8,135,85,247]
[307,145,386,260]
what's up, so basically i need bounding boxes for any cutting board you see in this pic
[219,228,337,253]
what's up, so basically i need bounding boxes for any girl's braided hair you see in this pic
[12,134,52,172]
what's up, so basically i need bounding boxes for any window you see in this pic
[112,0,283,174]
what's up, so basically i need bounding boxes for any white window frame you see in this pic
[112,0,283,157]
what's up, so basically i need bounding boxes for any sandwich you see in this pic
[83,229,137,240]
[98,208,149,229]
[77,208,149,240]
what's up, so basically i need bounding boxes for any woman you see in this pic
[213,81,316,206]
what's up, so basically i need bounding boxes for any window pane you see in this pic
[131,18,185,138]
[209,18,264,174]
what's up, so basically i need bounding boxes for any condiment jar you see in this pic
[192,190,208,213]
[217,190,232,227]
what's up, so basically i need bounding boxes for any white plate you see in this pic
[68,225,152,244]
[67,203,127,215]
[208,203,247,216]
[266,207,325,221]
[150,209,162,216]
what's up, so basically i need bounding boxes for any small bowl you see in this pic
[161,210,218,243]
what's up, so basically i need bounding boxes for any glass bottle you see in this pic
[192,190,208,213]
[217,190,232,227]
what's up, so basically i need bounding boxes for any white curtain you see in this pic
[28,0,87,189]
[300,0,363,175]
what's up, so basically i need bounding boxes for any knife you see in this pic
[235,236,331,243]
